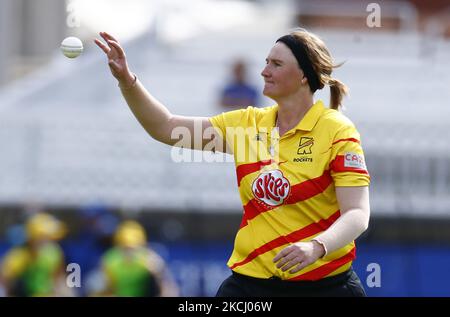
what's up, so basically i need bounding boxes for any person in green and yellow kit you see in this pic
[1,213,70,296]
[100,220,179,297]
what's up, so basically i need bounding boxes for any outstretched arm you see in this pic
[94,32,226,152]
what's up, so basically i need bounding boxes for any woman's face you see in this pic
[261,42,304,99]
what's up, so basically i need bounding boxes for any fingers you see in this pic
[276,253,304,272]
[94,38,110,54]
[100,31,119,43]
[96,32,125,58]
[273,247,293,263]
[273,243,312,274]
[107,40,125,58]
[280,257,303,272]
[289,262,308,274]
[275,252,297,269]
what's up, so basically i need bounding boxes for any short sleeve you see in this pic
[329,125,370,187]
[209,107,255,155]
[209,108,248,136]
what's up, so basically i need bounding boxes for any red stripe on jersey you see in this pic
[236,159,275,186]
[332,138,360,146]
[285,171,333,205]
[321,138,361,154]
[240,200,274,229]
[240,171,333,228]
[330,155,369,174]
[230,210,341,270]
[288,247,356,281]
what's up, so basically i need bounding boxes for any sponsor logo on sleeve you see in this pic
[344,152,366,169]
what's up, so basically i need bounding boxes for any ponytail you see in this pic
[288,29,349,110]
[328,78,349,110]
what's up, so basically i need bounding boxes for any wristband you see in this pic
[312,238,328,257]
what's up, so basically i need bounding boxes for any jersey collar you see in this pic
[258,100,326,133]
[294,100,326,132]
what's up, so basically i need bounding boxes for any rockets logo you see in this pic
[297,137,314,155]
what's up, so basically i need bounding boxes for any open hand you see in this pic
[273,241,325,274]
[94,32,134,86]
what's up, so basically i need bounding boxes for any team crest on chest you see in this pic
[297,137,314,155]
[251,170,291,206]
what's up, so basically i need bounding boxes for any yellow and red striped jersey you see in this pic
[209,100,370,281]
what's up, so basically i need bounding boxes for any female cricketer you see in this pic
[95,28,370,297]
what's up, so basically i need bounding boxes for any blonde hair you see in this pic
[290,29,348,110]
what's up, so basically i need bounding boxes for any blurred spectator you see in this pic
[62,204,119,296]
[0,212,71,296]
[97,220,179,297]
[219,58,259,109]
[73,205,118,270]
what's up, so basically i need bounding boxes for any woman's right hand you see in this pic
[94,32,135,87]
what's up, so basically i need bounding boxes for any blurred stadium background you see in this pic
[0,0,450,296]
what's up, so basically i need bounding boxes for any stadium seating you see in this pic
[0,22,449,216]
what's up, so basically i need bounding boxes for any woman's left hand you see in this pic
[273,241,325,274]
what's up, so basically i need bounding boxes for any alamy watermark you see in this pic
[66,263,81,288]
[366,262,381,288]
[170,124,281,164]
[66,0,81,28]
[366,3,381,28]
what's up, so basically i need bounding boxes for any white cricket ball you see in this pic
[60,36,83,59]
